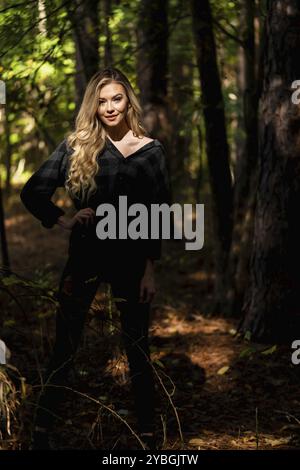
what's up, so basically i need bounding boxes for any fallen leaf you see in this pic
[217,366,229,375]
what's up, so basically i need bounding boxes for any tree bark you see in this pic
[0,104,10,271]
[225,0,260,316]
[169,0,194,201]
[67,0,100,115]
[3,105,12,197]
[239,0,300,343]
[103,0,113,67]
[136,0,173,200]
[191,0,233,313]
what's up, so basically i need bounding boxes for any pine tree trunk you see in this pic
[67,0,100,114]
[0,174,10,271]
[136,0,172,198]
[239,0,300,343]
[225,0,260,316]
[191,0,233,313]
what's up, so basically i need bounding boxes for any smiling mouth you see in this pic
[106,115,118,119]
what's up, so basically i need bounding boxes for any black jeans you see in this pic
[34,248,156,435]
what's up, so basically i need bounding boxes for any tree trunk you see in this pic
[103,0,113,67]
[67,0,100,115]
[191,0,233,313]
[0,104,10,271]
[136,0,173,201]
[239,0,300,343]
[3,105,12,197]
[0,176,10,272]
[167,0,194,201]
[225,0,260,316]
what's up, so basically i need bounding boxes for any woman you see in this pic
[20,67,171,450]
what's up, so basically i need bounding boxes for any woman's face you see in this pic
[97,82,130,127]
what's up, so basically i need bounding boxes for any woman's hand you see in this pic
[57,208,95,231]
[139,259,156,303]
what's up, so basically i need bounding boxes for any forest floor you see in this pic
[1,188,300,451]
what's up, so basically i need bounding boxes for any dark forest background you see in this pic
[1,0,300,451]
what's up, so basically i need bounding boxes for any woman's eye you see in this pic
[99,98,121,104]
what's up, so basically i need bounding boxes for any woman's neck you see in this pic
[105,120,131,142]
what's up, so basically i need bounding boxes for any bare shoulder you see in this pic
[129,135,156,152]
[140,136,155,144]
[134,135,155,146]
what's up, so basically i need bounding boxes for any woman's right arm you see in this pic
[20,139,69,229]
[20,139,96,230]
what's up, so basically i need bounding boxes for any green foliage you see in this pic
[239,343,278,359]
[0,0,243,201]
[261,345,277,356]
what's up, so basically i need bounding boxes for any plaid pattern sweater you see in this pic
[20,137,171,264]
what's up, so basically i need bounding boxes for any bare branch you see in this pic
[212,18,245,47]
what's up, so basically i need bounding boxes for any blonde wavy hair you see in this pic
[65,67,148,202]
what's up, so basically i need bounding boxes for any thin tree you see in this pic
[67,0,100,114]
[225,0,261,316]
[136,0,172,190]
[0,173,10,272]
[191,0,233,313]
